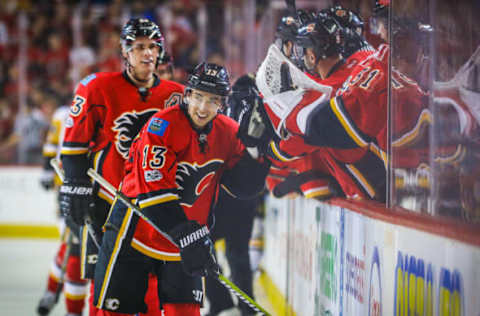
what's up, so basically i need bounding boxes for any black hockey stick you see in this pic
[86,168,271,316]
[50,159,101,249]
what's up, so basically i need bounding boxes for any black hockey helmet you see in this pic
[187,62,231,97]
[120,18,165,52]
[295,13,343,60]
[325,5,364,36]
[323,5,372,58]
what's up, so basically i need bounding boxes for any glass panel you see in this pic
[391,0,480,224]
[431,0,480,223]
[390,0,433,214]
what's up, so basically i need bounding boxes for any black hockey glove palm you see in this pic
[170,220,219,277]
[236,89,274,153]
[59,179,95,226]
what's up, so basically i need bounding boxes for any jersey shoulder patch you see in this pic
[80,73,97,86]
[147,117,170,136]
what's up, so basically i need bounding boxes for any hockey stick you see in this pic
[86,168,271,316]
[50,158,101,249]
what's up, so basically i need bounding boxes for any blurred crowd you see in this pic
[0,0,207,164]
[0,0,479,222]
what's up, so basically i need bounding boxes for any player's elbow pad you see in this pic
[61,154,90,179]
[221,153,270,199]
[303,96,371,149]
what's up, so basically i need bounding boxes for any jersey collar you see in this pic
[325,58,346,79]
[122,70,161,88]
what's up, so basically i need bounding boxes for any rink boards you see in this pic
[1,167,479,315]
[262,195,480,316]
[0,167,59,238]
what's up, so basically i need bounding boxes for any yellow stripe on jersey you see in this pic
[42,143,58,157]
[61,147,89,155]
[434,144,466,165]
[330,98,369,148]
[369,143,388,169]
[138,193,179,209]
[97,207,134,309]
[131,238,181,261]
[346,164,376,198]
[303,187,331,199]
[392,109,432,148]
[269,141,298,162]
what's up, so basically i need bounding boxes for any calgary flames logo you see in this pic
[176,159,224,207]
[112,109,159,159]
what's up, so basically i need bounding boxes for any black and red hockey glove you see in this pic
[169,220,219,277]
[59,179,95,226]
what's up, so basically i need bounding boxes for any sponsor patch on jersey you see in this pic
[147,118,169,136]
[144,169,163,182]
[80,73,97,86]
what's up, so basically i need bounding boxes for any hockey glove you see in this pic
[170,220,219,277]
[39,170,55,190]
[236,88,275,151]
[59,179,95,226]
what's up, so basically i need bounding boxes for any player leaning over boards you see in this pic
[59,18,184,315]
[93,62,269,316]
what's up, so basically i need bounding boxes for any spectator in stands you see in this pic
[0,95,53,164]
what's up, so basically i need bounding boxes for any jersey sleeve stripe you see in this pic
[61,147,89,155]
[345,164,376,198]
[42,144,57,157]
[138,193,179,209]
[131,238,180,261]
[434,144,466,164]
[303,186,332,199]
[268,140,298,162]
[392,109,432,147]
[330,97,369,148]
[369,143,388,169]
[61,141,90,155]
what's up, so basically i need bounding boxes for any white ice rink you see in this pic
[0,239,67,316]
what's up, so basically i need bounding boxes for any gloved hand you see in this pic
[39,170,55,190]
[59,179,95,226]
[169,220,219,277]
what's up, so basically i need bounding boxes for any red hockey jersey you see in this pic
[265,49,382,199]
[120,105,245,260]
[61,72,184,203]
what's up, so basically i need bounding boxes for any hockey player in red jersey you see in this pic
[262,10,385,201]
[93,63,269,315]
[59,18,184,315]
[275,24,431,203]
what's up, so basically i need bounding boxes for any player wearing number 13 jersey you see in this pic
[93,63,269,315]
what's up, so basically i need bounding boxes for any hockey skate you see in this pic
[36,291,56,315]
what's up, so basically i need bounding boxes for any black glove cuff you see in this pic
[60,179,93,196]
[169,220,209,248]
